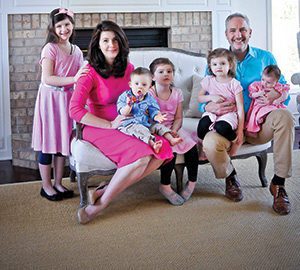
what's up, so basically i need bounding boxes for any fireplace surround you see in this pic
[75,27,169,56]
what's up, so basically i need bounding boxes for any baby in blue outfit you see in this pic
[117,67,182,153]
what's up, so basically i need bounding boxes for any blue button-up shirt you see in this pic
[117,90,160,128]
[199,46,289,113]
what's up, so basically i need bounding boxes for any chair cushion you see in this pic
[174,118,271,164]
[70,138,117,173]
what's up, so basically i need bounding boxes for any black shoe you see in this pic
[53,186,74,199]
[40,188,63,201]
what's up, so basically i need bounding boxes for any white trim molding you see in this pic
[0,12,12,160]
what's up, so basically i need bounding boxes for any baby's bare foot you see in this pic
[152,140,162,153]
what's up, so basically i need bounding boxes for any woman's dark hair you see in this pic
[87,20,129,78]
[43,8,75,47]
[207,48,236,78]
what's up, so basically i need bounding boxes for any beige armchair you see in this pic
[291,32,300,147]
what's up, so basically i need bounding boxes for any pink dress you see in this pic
[149,87,197,154]
[69,63,173,168]
[32,43,84,156]
[201,76,243,130]
[246,81,290,133]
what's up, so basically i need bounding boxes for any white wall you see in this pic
[0,0,268,160]
[231,0,269,49]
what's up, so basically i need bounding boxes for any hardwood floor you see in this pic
[0,127,299,185]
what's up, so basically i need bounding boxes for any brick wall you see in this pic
[8,11,212,169]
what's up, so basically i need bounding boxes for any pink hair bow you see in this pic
[55,8,74,18]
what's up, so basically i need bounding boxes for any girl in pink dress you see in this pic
[32,8,87,201]
[197,48,244,157]
[69,21,173,224]
[245,65,290,137]
[149,58,199,204]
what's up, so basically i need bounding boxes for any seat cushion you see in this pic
[174,118,271,164]
[70,138,117,173]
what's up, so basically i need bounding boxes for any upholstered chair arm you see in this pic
[291,73,300,85]
[76,122,83,140]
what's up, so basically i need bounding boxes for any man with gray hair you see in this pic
[201,13,295,215]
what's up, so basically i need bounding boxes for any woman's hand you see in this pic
[110,115,126,129]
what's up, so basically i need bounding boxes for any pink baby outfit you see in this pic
[201,75,243,130]
[32,43,84,156]
[245,81,290,133]
[149,87,197,154]
[69,63,173,168]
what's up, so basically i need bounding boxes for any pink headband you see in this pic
[55,8,74,19]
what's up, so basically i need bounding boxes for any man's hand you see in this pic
[210,95,225,103]
[255,88,281,105]
[205,100,236,116]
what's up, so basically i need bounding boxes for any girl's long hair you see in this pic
[43,8,75,47]
[87,20,129,78]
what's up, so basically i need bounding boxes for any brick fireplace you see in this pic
[8,11,212,169]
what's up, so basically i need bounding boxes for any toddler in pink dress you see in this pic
[245,65,290,137]
[149,58,199,205]
[197,48,244,157]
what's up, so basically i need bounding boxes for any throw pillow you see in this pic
[185,74,203,118]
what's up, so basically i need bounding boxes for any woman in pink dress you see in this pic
[69,21,173,224]
[32,8,87,201]
[149,58,199,204]
[245,65,290,137]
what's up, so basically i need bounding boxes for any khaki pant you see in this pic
[203,109,295,179]
[118,123,170,144]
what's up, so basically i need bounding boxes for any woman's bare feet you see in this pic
[159,184,184,206]
[77,205,99,224]
[89,181,109,205]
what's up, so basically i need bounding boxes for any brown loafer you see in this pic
[225,174,243,202]
[269,183,291,215]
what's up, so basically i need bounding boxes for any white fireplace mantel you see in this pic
[0,0,269,160]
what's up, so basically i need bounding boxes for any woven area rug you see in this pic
[1,151,300,270]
